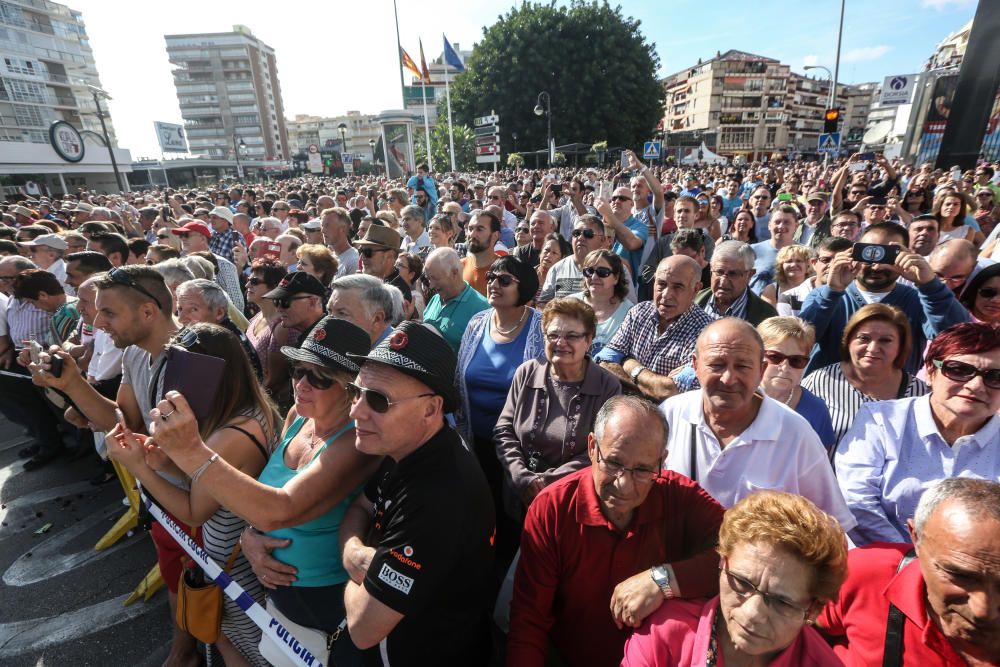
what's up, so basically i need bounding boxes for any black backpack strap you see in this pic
[882,547,917,667]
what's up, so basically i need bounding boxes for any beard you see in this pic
[468,238,488,254]
[858,266,897,291]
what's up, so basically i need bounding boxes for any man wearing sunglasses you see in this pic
[263,271,326,345]
[355,224,412,305]
[597,186,648,289]
[340,321,495,665]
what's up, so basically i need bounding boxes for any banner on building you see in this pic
[154,122,189,153]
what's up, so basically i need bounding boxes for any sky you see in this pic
[68,0,979,159]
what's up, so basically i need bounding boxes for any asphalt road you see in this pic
[0,416,173,667]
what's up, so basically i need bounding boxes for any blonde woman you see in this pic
[761,244,812,307]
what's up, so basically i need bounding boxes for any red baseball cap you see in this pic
[170,221,212,240]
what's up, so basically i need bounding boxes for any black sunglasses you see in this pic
[485,272,518,287]
[583,266,613,279]
[360,247,389,258]
[346,382,434,414]
[611,195,632,202]
[978,286,999,300]
[572,228,598,239]
[932,358,1000,389]
[272,295,311,309]
[291,363,337,390]
[108,267,163,311]
[247,277,267,286]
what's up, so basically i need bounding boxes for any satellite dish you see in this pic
[863,120,893,145]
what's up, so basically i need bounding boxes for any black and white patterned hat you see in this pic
[349,320,458,411]
[280,316,369,375]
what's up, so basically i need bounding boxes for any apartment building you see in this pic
[286,111,380,161]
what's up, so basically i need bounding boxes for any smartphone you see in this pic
[598,180,613,201]
[114,408,128,433]
[261,243,281,260]
[848,162,867,172]
[777,192,793,202]
[551,183,562,196]
[852,242,900,265]
[620,150,630,170]
[857,152,876,163]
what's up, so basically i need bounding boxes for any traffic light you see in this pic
[823,108,841,134]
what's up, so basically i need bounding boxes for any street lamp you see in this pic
[232,133,247,180]
[512,131,518,153]
[86,85,125,192]
[804,65,835,110]
[368,138,376,173]
[337,122,348,152]
[534,91,551,165]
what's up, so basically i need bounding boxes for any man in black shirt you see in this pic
[340,321,494,666]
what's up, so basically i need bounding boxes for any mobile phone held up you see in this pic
[856,152,876,163]
[852,243,900,265]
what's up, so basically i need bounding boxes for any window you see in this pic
[4,56,38,76]
[13,103,47,127]
[765,127,777,147]
[4,78,47,103]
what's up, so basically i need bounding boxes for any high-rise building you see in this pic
[165,25,289,162]
[0,0,132,196]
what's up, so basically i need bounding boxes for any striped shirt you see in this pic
[596,301,715,375]
[801,363,929,446]
[703,287,749,320]
[0,298,54,348]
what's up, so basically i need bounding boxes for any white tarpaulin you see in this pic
[680,142,728,165]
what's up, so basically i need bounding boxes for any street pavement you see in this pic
[0,416,173,666]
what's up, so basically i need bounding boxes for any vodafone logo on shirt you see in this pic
[378,563,414,595]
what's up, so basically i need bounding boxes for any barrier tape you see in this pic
[141,494,327,667]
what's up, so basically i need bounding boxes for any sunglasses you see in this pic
[360,247,389,258]
[583,266,613,279]
[485,272,518,287]
[272,295,311,309]
[611,195,632,202]
[108,267,163,311]
[346,382,434,413]
[978,286,1000,299]
[177,232,192,239]
[156,234,171,240]
[763,349,810,369]
[291,363,337,390]
[932,358,1000,390]
[572,228,598,239]
[515,227,529,234]
[247,277,267,286]
[173,327,200,349]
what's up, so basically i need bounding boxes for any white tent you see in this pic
[680,142,728,166]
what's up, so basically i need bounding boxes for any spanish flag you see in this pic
[400,47,422,82]
[419,39,431,84]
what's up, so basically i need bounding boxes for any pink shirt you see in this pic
[621,596,841,667]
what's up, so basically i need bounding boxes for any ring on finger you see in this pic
[160,409,175,420]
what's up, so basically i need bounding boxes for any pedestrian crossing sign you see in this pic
[817,132,841,153]
[643,141,661,160]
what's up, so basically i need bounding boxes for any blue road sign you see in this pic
[643,141,661,160]
[818,132,841,153]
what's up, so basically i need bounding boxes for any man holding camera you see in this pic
[800,221,969,374]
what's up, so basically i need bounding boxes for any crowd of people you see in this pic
[1,147,999,667]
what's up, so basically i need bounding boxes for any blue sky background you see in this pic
[69,0,978,157]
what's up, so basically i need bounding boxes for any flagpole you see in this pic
[445,65,456,172]
[392,0,405,107]
[420,76,432,172]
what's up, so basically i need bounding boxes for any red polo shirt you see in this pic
[818,543,973,666]
[506,468,724,667]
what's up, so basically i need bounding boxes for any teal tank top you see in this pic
[257,416,360,587]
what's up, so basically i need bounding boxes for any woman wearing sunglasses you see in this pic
[836,321,1000,546]
[107,323,281,667]
[960,262,1000,324]
[144,317,377,665]
[570,249,632,356]
[756,317,836,454]
[623,491,847,667]
[803,304,928,448]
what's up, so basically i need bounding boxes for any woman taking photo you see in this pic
[960,262,1000,323]
[623,491,847,666]
[570,249,632,356]
[760,244,811,308]
[757,317,836,454]
[836,321,1000,546]
[108,324,280,667]
[802,304,928,445]
[721,208,757,244]
[244,258,295,407]
[136,317,378,665]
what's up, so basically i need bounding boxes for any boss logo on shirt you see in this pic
[378,563,414,595]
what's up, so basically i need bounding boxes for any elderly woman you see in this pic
[622,491,847,666]
[960,262,1000,323]
[107,324,280,667]
[295,243,338,289]
[760,244,811,308]
[836,321,1000,546]
[457,256,543,515]
[757,317,836,454]
[570,249,633,356]
[137,317,378,665]
[802,303,928,445]
[245,258,295,404]
[494,298,620,518]
[536,232,566,293]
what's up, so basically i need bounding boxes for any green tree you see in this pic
[507,152,525,168]
[446,1,662,163]
[415,123,478,172]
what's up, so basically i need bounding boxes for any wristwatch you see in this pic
[629,365,646,382]
[650,565,673,599]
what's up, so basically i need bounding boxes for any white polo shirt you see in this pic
[660,389,857,531]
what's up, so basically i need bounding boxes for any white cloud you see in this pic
[803,54,820,67]
[921,0,975,9]
[843,45,891,63]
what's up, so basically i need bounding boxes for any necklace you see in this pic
[493,307,527,336]
[783,386,796,406]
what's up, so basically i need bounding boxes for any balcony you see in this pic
[0,12,56,35]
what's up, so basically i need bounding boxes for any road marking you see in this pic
[0,592,165,658]
[3,501,141,587]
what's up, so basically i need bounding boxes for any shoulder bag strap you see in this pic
[689,423,698,483]
[882,547,917,667]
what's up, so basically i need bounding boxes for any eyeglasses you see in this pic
[711,268,748,280]
[722,563,813,619]
[932,359,1000,390]
[583,266,614,279]
[764,349,810,369]
[515,227,529,234]
[594,443,660,484]
[486,272,518,287]
[247,277,267,286]
[291,363,337,390]
[173,327,200,349]
[360,247,389,258]
[156,234,170,240]
[346,382,434,413]
[572,228,600,239]
[544,331,588,343]
[831,222,859,229]
[107,267,163,311]
[978,286,999,300]
[272,295,311,309]
[611,195,632,202]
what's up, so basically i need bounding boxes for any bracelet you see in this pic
[190,452,219,484]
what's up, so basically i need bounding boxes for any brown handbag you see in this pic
[175,538,242,644]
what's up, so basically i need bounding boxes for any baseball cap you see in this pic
[263,271,326,301]
[170,221,212,240]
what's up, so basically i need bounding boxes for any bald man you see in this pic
[659,317,856,529]
[928,239,995,298]
[597,255,714,401]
